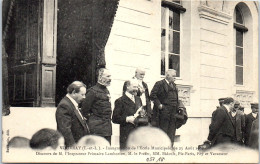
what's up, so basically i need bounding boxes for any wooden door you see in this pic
[7,0,50,107]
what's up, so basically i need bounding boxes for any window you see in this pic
[234,6,248,85]
[161,0,185,77]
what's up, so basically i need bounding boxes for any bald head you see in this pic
[67,81,86,104]
[125,78,139,96]
[135,68,146,81]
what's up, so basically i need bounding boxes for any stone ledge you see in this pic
[198,5,232,25]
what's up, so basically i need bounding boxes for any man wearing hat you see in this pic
[218,98,225,108]
[210,98,226,123]
[245,103,259,146]
[207,97,245,146]
[198,98,226,150]
[248,117,259,149]
[214,98,225,115]
[229,100,245,145]
[199,98,245,149]
[238,106,245,114]
[233,101,240,111]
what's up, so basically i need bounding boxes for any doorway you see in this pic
[56,0,96,105]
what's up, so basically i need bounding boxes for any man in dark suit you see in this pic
[248,117,259,149]
[210,98,226,124]
[207,97,244,146]
[81,68,112,144]
[245,103,258,146]
[199,98,226,150]
[112,79,143,149]
[199,98,244,150]
[56,81,89,148]
[231,100,245,145]
[123,68,152,121]
[150,69,179,144]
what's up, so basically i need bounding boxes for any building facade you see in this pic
[3,0,258,146]
[105,0,259,145]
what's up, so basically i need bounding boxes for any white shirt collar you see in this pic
[231,111,236,117]
[66,94,85,120]
[164,79,170,84]
[223,104,230,113]
[66,94,78,109]
[125,91,134,102]
[252,112,258,118]
[133,76,143,85]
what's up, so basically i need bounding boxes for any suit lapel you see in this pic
[250,113,257,121]
[65,97,89,133]
[223,106,235,127]
[235,111,242,124]
[162,79,169,93]
[134,96,142,109]
[122,94,135,105]
[142,81,147,90]
[235,111,239,121]
[122,94,137,113]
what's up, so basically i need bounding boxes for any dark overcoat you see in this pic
[123,80,152,118]
[234,110,245,143]
[112,94,142,149]
[248,118,259,149]
[56,96,89,147]
[150,79,187,128]
[81,83,112,137]
[208,106,244,145]
[245,113,258,145]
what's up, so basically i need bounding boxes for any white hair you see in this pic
[135,67,145,73]
[166,69,176,76]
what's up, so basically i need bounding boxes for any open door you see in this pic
[55,0,95,105]
[4,0,119,107]
[6,0,57,107]
[7,0,43,107]
[56,0,119,105]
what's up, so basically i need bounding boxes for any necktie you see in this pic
[170,82,174,88]
[76,106,84,120]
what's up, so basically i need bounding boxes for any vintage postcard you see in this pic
[2,0,259,163]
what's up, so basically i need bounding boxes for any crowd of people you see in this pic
[199,98,259,150]
[55,68,188,149]
[7,126,172,152]
[7,68,258,153]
